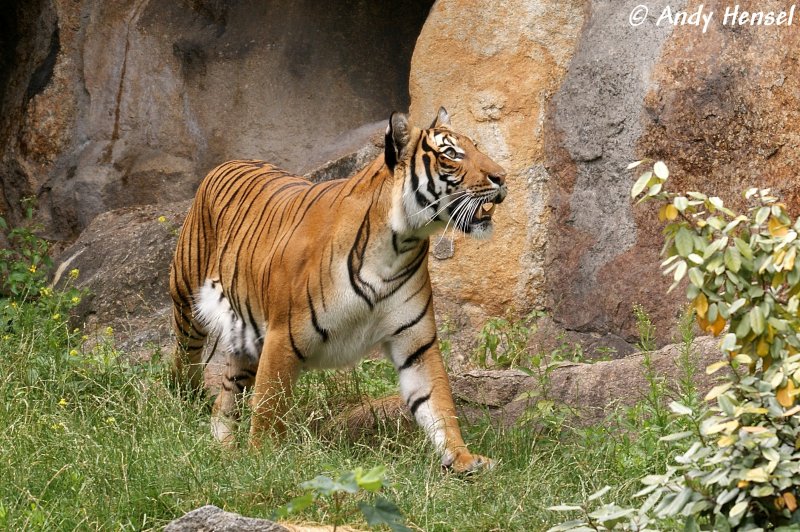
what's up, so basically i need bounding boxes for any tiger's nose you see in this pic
[488,171,506,187]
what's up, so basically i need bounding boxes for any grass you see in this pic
[0,292,694,531]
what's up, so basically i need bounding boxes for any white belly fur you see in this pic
[193,279,404,369]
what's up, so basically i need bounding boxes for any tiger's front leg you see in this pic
[249,328,302,446]
[384,315,494,473]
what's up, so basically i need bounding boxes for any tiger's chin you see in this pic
[466,220,494,240]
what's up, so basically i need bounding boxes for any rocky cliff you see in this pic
[4,0,799,357]
[0,0,431,239]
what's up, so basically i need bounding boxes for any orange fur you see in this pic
[169,108,506,472]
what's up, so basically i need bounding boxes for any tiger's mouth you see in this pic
[468,187,506,228]
[447,187,506,237]
[471,202,496,224]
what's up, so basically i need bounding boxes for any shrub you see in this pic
[550,161,800,530]
[0,199,51,297]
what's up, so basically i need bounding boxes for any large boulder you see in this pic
[164,504,361,532]
[408,0,800,354]
[53,201,187,357]
[408,0,587,359]
[338,336,725,433]
[452,336,724,426]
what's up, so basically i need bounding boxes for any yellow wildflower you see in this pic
[58,398,68,408]
[105,326,114,335]
[105,417,116,425]
[71,296,81,305]
[69,349,79,357]
[69,268,79,279]
[52,313,61,321]
[40,287,52,297]
[29,264,36,273]
[2,334,10,341]
[158,215,167,223]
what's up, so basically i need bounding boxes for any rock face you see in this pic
[408,0,587,354]
[409,0,800,352]
[451,335,724,426]
[1,0,432,240]
[337,336,724,432]
[11,0,800,359]
[53,201,187,357]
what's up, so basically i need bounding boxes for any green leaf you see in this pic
[720,333,738,352]
[660,431,694,442]
[286,492,315,514]
[587,485,611,501]
[631,171,653,198]
[662,487,693,517]
[627,160,644,170]
[729,500,748,519]
[728,298,747,315]
[688,267,704,288]
[688,191,708,201]
[724,248,742,273]
[300,475,335,495]
[705,382,733,401]
[743,467,769,482]
[723,216,746,234]
[687,253,704,265]
[674,261,688,283]
[669,401,693,416]
[356,465,387,492]
[749,306,766,335]
[359,497,411,532]
[684,515,700,532]
[676,228,694,257]
[706,360,730,374]
[756,206,770,225]
[653,161,669,179]
[674,196,689,212]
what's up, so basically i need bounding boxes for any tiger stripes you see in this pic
[169,107,507,473]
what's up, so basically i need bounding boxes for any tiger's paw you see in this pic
[443,451,496,474]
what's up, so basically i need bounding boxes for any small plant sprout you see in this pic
[273,466,410,531]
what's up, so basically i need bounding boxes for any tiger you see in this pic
[169,107,507,473]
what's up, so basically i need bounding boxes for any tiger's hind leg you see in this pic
[170,299,208,393]
[211,348,259,445]
[191,279,265,445]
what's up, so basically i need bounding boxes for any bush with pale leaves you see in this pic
[550,161,800,531]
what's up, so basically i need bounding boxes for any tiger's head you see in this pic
[386,107,507,240]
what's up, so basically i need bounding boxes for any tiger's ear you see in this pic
[385,112,410,171]
[429,106,451,129]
